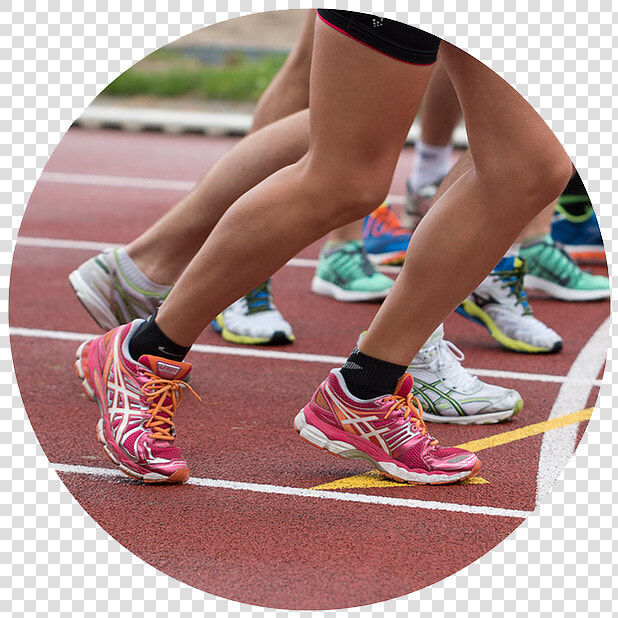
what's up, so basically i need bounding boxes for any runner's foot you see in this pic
[74,320,198,483]
[211,280,295,345]
[362,203,412,265]
[402,176,445,230]
[409,325,523,424]
[295,369,481,484]
[521,235,609,301]
[457,256,563,353]
[69,248,171,330]
[311,239,393,302]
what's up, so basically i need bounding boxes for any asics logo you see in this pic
[324,383,392,451]
[105,334,146,443]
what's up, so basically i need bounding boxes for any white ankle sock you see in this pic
[409,140,453,192]
[114,248,172,294]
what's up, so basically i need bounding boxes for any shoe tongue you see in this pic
[393,373,414,397]
[139,355,192,381]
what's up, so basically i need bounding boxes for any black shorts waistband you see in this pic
[317,9,440,65]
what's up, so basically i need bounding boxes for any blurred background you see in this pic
[92,11,307,117]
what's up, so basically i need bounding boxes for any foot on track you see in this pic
[520,235,609,302]
[211,279,295,345]
[68,248,171,331]
[552,195,606,264]
[74,320,199,484]
[295,369,481,484]
[362,203,412,266]
[457,256,563,354]
[409,325,523,424]
[311,239,393,302]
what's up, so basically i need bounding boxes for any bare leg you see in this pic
[361,43,572,364]
[156,18,433,345]
[519,202,556,242]
[252,10,369,250]
[250,10,315,132]
[326,219,365,243]
[419,60,461,146]
[126,111,310,284]
[125,13,318,285]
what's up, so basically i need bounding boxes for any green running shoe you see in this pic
[520,235,609,302]
[311,240,394,302]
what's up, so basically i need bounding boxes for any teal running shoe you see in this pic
[311,240,394,302]
[521,235,609,302]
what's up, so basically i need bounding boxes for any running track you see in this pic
[9,129,609,609]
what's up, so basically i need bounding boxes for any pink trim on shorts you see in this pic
[317,12,436,67]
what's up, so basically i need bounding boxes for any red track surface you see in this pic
[9,129,609,609]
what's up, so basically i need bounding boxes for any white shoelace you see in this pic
[422,338,480,391]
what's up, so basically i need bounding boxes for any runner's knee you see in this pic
[479,148,572,215]
[302,159,392,226]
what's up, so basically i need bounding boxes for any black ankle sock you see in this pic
[340,347,408,400]
[560,171,591,217]
[128,313,191,362]
[564,170,587,197]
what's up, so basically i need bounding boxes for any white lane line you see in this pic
[535,317,609,504]
[15,237,402,274]
[52,463,530,519]
[9,325,603,387]
[39,171,406,204]
[41,172,197,192]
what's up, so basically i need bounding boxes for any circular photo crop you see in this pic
[9,9,609,610]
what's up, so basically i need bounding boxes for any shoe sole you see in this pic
[294,410,481,485]
[69,269,119,331]
[524,274,610,302]
[311,276,391,302]
[422,398,524,425]
[74,341,190,484]
[456,301,562,354]
[211,315,295,345]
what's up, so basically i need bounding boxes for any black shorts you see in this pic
[317,9,440,65]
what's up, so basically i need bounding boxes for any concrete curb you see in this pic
[75,104,469,147]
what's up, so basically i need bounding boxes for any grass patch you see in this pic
[102,49,287,102]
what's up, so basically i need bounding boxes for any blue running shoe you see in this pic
[551,200,605,264]
[362,203,412,266]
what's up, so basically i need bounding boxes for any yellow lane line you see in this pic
[309,408,593,491]
[455,408,593,453]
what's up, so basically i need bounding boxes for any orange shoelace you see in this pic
[141,373,201,441]
[383,393,438,445]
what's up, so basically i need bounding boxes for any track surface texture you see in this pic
[10,128,609,609]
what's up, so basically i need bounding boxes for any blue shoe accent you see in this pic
[362,203,412,265]
[551,204,605,262]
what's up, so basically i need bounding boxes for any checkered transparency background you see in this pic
[2,0,617,615]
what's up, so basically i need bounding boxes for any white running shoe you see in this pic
[211,280,295,345]
[409,325,523,424]
[457,256,563,353]
[69,248,171,331]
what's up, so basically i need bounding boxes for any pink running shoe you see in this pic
[294,369,481,484]
[74,320,199,484]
